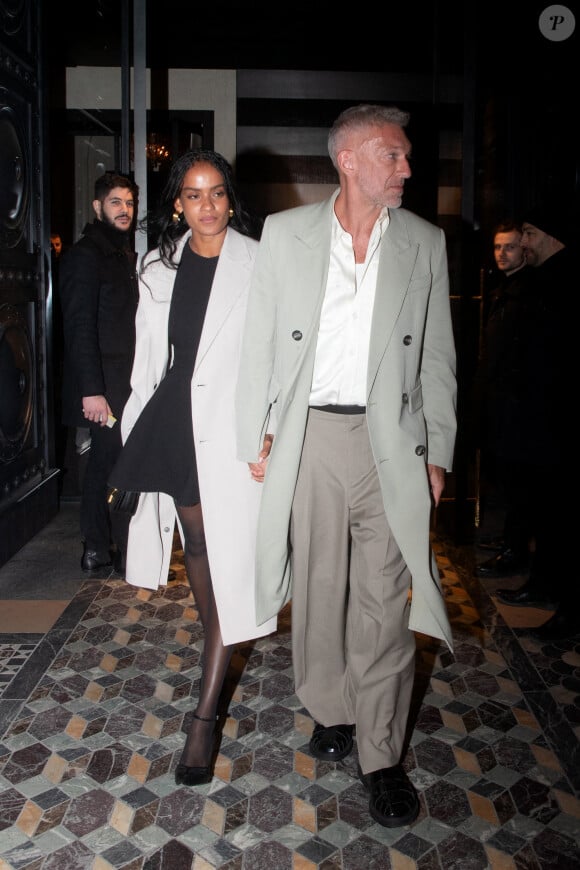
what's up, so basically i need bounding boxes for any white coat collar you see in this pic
[140,228,254,303]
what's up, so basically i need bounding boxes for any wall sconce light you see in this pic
[145,134,170,171]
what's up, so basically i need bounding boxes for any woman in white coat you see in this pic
[109,150,276,787]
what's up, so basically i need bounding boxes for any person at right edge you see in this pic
[236,104,457,828]
[492,197,579,642]
[475,221,537,579]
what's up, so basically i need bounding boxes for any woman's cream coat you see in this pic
[121,229,277,645]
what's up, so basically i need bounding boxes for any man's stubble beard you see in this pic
[100,212,132,235]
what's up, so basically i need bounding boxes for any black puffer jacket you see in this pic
[59,220,138,427]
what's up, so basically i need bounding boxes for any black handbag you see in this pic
[107,487,140,516]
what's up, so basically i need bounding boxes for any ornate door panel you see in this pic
[0,0,58,566]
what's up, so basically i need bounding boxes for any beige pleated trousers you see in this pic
[291,408,416,774]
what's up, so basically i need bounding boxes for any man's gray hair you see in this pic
[328,104,410,170]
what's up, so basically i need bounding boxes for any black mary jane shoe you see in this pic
[309,722,354,761]
[174,713,218,787]
[358,763,420,828]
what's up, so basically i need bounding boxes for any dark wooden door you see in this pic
[0,0,58,567]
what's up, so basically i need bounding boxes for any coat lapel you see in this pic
[283,198,335,382]
[143,230,252,374]
[194,229,251,371]
[367,212,419,390]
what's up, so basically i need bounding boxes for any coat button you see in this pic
[402,393,409,404]
[403,335,412,346]
[292,330,302,341]
[415,445,426,456]
[163,526,170,533]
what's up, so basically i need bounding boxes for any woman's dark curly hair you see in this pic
[139,148,261,271]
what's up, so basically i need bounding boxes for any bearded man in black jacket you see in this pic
[60,171,139,572]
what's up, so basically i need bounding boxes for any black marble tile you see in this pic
[437,830,489,869]
[415,737,457,774]
[342,834,393,870]
[296,835,337,863]
[423,780,472,825]
[0,786,27,829]
[155,789,206,836]
[143,840,197,870]
[239,840,293,870]
[248,785,293,832]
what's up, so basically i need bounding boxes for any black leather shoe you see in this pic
[358,763,419,828]
[494,585,557,608]
[476,548,525,578]
[81,548,113,572]
[309,722,354,761]
[530,609,580,642]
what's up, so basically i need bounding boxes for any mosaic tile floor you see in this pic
[0,504,579,869]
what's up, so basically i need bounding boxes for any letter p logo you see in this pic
[539,5,576,41]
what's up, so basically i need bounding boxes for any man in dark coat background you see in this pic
[490,196,579,641]
[60,171,139,572]
[475,221,539,582]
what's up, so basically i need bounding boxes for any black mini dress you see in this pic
[110,245,218,506]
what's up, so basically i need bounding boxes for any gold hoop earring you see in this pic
[228,208,234,218]
[172,211,181,224]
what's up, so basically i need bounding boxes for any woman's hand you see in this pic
[248,434,274,483]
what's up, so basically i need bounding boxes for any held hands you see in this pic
[82,395,111,427]
[427,463,446,507]
[248,434,274,483]
[248,442,446,497]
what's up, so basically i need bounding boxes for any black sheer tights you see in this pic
[176,503,233,768]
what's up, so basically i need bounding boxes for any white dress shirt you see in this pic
[309,204,389,406]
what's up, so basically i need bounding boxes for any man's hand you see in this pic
[248,434,274,483]
[82,395,111,427]
[427,463,446,507]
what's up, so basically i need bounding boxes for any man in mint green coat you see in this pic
[236,104,457,829]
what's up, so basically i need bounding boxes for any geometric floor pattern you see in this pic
[1,511,579,868]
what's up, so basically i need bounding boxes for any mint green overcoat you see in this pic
[236,195,457,651]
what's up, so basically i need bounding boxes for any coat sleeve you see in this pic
[420,227,457,471]
[120,270,170,443]
[59,243,106,398]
